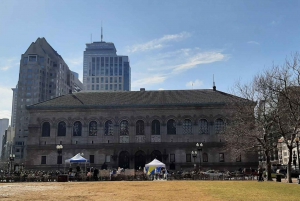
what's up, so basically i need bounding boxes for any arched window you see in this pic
[151,120,160,135]
[120,120,129,135]
[183,119,192,135]
[57,121,66,136]
[105,120,113,135]
[167,119,176,135]
[73,121,82,136]
[136,120,144,135]
[203,153,208,162]
[199,119,208,134]
[215,118,225,134]
[89,121,97,136]
[42,122,50,137]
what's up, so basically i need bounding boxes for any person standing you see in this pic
[258,166,263,182]
[93,168,99,181]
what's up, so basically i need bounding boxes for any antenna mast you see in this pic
[101,22,103,42]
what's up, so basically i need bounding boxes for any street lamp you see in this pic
[196,143,203,170]
[9,154,15,174]
[295,137,299,170]
[191,151,197,163]
[56,144,63,172]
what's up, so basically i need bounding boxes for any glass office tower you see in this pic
[83,41,131,92]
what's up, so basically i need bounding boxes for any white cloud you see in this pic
[172,52,226,73]
[247,41,260,45]
[132,76,167,89]
[127,32,191,53]
[131,48,227,90]
[0,57,19,71]
[185,79,204,89]
[65,57,83,67]
[0,86,12,123]
[158,88,164,90]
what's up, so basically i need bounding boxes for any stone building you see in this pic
[14,37,83,164]
[25,88,257,171]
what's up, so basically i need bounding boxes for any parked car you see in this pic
[203,170,223,177]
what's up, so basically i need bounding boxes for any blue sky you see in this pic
[1,0,300,123]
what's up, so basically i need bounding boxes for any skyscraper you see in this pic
[13,37,83,163]
[83,32,131,91]
[0,118,9,156]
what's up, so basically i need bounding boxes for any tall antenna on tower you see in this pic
[101,21,103,42]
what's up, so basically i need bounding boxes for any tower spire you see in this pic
[101,22,103,42]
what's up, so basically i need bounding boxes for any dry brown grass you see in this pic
[0,181,299,201]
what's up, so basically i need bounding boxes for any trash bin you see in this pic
[57,174,69,182]
[276,174,281,182]
[298,175,300,184]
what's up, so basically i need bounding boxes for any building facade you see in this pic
[14,37,83,164]
[82,39,131,92]
[25,89,257,171]
[0,118,9,157]
[11,87,18,128]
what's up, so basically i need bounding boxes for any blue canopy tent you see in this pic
[65,153,89,174]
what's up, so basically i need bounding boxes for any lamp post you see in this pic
[196,143,203,170]
[56,144,63,172]
[295,137,300,170]
[191,151,197,167]
[9,154,15,174]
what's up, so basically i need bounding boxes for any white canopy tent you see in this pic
[145,159,166,168]
[65,153,89,174]
[145,159,166,176]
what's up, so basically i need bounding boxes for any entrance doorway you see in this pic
[134,150,146,170]
[118,151,130,169]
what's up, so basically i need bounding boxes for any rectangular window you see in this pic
[92,78,95,83]
[90,155,94,164]
[219,153,225,162]
[96,85,99,90]
[96,77,99,83]
[101,77,104,83]
[106,155,111,163]
[23,57,28,64]
[57,155,62,164]
[110,77,113,83]
[186,154,191,162]
[41,156,46,164]
[170,154,175,162]
[29,55,37,62]
[236,154,241,162]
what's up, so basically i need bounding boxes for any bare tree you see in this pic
[226,53,300,183]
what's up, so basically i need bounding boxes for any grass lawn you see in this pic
[0,180,299,201]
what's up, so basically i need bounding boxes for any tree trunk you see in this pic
[265,151,273,181]
[287,148,293,183]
